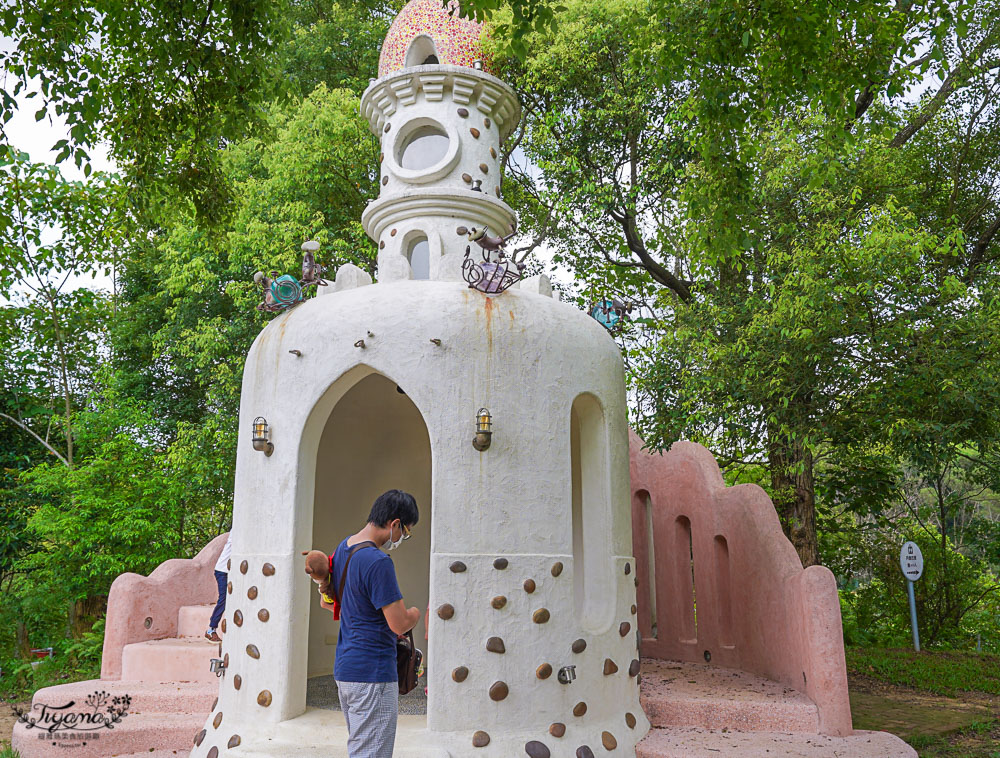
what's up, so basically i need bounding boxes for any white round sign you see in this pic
[900,541,924,581]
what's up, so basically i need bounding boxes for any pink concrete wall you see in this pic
[629,433,852,736]
[100,533,229,680]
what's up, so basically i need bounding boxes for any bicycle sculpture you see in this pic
[254,240,329,313]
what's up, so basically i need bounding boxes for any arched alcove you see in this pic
[306,372,431,708]
[405,34,440,67]
[570,392,613,632]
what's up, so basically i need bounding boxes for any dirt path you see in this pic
[1,701,29,749]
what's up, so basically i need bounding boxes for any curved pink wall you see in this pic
[629,433,852,736]
[100,533,229,680]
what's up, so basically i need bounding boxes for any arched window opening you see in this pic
[398,124,450,171]
[674,515,697,643]
[405,35,439,68]
[407,236,431,280]
[715,535,734,648]
[644,493,658,639]
[571,393,612,631]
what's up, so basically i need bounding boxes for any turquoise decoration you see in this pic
[590,299,622,330]
[271,275,302,308]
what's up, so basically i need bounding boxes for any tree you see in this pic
[492,0,1000,566]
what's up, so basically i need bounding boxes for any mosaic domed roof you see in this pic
[378,0,495,77]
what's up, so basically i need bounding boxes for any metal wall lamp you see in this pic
[473,408,493,451]
[252,416,274,456]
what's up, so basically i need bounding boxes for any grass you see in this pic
[906,720,1000,758]
[846,646,1000,697]
[0,654,101,703]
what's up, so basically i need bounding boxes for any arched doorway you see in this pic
[306,372,432,710]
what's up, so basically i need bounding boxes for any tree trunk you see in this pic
[769,436,819,567]
[67,594,108,639]
[16,619,32,659]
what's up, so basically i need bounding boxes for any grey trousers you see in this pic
[336,680,398,758]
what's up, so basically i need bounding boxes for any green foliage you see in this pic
[846,647,1000,698]
[0,0,288,221]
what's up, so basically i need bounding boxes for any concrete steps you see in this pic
[636,726,917,757]
[177,603,215,638]
[121,637,220,684]
[19,679,217,715]
[639,658,820,733]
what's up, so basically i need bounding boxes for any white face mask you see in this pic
[384,521,404,552]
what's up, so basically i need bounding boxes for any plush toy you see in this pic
[302,549,336,604]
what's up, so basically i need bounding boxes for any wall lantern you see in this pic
[252,416,274,456]
[473,408,493,451]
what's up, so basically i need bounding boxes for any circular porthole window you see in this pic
[398,125,449,171]
[390,118,460,183]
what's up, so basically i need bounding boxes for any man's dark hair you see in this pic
[368,489,419,528]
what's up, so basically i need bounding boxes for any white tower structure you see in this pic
[187,2,648,756]
[360,1,520,284]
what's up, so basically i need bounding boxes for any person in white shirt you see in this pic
[205,533,232,642]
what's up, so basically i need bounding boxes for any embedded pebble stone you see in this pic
[227,581,233,594]
[457,226,468,235]
[462,173,472,183]
[223,654,229,668]
[603,658,618,675]
[550,561,563,577]
[523,578,536,593]
[629,659,640,677]
[213,711,223,728]
[484,117,491,128]
[452,666,469,682]
[437,603,455,620]
[493,557,508,569]
[626,712,637,728]
[620,621,631,637]
[576,748,595,758]
[246,644,260,659]
[473,731,490,747]
[384,123,391,132]
[257,690,272,707]
[194,729,206,746]
[490,147,497,159]
[450,561,467,573]
[470,127,481,138]
[234,610,243,627]
[486,636,505,654]
[631,604,637,615]
[381,176,388,185]
[488,681,509,701]
[227,559,231,571]
[248,586,258,600]
[228,735,242,748]
[262,563,275,576]
[479,163,489,174]
[495,186,501,197]
[491,595,507,609]
[240,560,248,574]
[458,107,469,117]
[625,562,631,575]
[221,619,227,633]
[234,674,242,690]
[390,228,397,236]
[379,240,385,249]
[536,662,553,679]
[549,722,566,737]
[602,731,618,750]
[634,577,639,587]
[525,741,550,758]
[532,608,550,624]
[207,748,219,758]
[212,696,219,710]
[572,639,587,654]
[258,608,269,622]
[573,702,587,717]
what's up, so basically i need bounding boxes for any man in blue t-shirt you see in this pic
[321,489,420,758]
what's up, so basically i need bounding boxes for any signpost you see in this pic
[899,541,924,652]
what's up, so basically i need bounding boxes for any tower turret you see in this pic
[361,0,520,283]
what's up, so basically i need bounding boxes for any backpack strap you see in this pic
[331,541,378,605]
